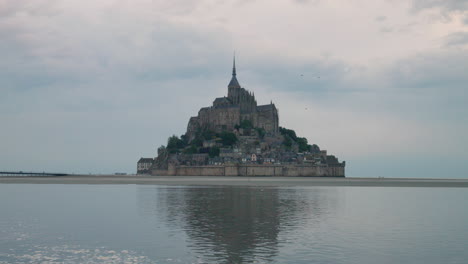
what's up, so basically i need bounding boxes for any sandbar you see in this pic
[1,175,468,187]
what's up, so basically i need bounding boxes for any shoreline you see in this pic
[1,175,468,187]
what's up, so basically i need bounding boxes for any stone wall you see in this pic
[175,165,225,176]
[282,165,345,177]
[256,104,279,134]
[228,87,257,114]
[186,85,279,138]
[194,106,241,133]
[152,164,345,177]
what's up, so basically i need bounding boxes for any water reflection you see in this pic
[137,186,337,263]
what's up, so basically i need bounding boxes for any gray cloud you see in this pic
[445,31,468,46]
[380,26,394,33]
[0,1,237,173]
[389,50,468,90]
[1,0,467,176]
[463,14,468,24]
[410,0,468,13]
[382,49,468,125]
[375,15,387,22]
[0,2,233,93]
[0,0,60,17]
[293,0,320,4]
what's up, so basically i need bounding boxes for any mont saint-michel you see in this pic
[138,59,345,177]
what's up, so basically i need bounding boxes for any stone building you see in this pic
[186,58,279,141]
[137,158,154,174]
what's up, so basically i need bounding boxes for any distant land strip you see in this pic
[0,171,68,176]
[1,175,468,188]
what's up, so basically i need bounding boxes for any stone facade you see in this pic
[137,158,154,174]
[186,59,279,141]
[152,163,345,177]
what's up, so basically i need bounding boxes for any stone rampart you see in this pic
[152,164,345,177]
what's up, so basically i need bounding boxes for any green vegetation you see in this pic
[183,145,198,154]
[279,127,297,141]
[255,128,266,139]
[202,129,217,140]
[180,134,189,145]
[157,145,166,155]
[236,119,253,129]
[219,131,238,146]
[191,138,203,147]
[296,137,311,152]
[167,135,186,153]
[164,128,238,155]
[310,144,320,153]
[283,136,293,149]
[208,147,220,158]
[279,126,314,152]
[163,125,316,156]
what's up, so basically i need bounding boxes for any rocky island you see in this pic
[138,58,345,177]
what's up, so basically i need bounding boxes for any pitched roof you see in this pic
[257,104,275,112]
[138,158,153,163]
[213,97,231,105]
[228,76,241,88]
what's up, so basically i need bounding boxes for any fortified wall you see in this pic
[152,163,345,177]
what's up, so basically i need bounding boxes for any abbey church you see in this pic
[186,58,279,141]
[138,57,345,177]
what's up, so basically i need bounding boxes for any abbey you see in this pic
[137,58,345,177]
[186,58,279,141]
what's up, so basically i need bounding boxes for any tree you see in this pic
[167,135,185,153]
[239,119,253,129]
[256,128,266,139]
[283,136,292,148]
[208,147,220,158]
[202,129,216,140]
[219,132,238,146]
[183,145,198,154]
[297,137,310,152]
[279,127,297,141]
[310,144,320,153]
[157,145,166,156]
[191,138,203,147]
[180,134,189,145]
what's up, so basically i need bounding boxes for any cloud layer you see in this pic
[1,0,467,177]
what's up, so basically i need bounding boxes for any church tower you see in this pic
[226,56,257,114]
[228,56,241,103]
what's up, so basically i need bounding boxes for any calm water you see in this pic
[0,184,467,264]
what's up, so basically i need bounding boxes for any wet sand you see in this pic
[1,175,468,187]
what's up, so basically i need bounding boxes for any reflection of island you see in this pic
[137,186,338,263]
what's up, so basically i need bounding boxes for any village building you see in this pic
[137,158,154,174]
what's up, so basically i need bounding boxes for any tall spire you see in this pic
[228,52,241,89]
[232,53,237,76]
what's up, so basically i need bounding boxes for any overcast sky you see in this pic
[1,0,467,177]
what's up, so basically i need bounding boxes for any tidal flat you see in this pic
[1,175,468,187]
